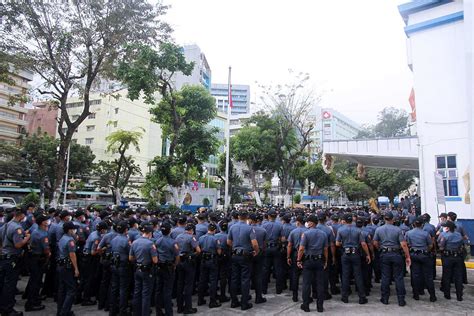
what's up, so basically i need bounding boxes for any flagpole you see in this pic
[224,66,232,211]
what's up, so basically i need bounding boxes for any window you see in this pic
[114,107,119,114]
[436,155,458,196]
[85,138,94,145]
[86,125,95,131]
[88,113,96,119]
[113,121,118,127]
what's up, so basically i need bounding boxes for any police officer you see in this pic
[155,222,179,316]
[0,207,30,316]
[109,220,131,316]
[287,215,306,302]
[57,221,80,316]
[227,210,259,311]
[170,216,187,239]
[98,219,118,311]
[129,222,158,316]
[373,212,411,306]
[438,220,465,301]
[405,216,436,302]
[175,223,201,314]
[249,213,267,304]
[262,210,285,294]
[215,220,231,303]
[197,223,222,308]
[316,213,337,298]
[297,215,327,313]
[25,214,50,312]
[335,213,370,304]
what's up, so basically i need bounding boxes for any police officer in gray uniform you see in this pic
[57,221,80,316]
[262,210,285,295]
[373,212,411,306]
[336,213,370,304]
[155,222,179,316]
[249,213,267,304]
[129,222,158,316]
[215,220,231,303]
[287,215,306,302]
[109,220,131,316]
[405,216,436,302]
[297,215,328,313]
[0,207,30,316]
[175,223,201,314]
[197,223,222,308]
[227,210,259,311]
[25,214,50,312]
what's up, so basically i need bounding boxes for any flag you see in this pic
[409,88,416,121]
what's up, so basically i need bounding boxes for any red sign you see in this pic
[322,111,331,120]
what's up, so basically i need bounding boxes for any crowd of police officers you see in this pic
[0,202,469,315]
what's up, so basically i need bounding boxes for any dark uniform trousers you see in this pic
[26,255,47,307]
[98,257,112,309]
[133,268,154,316]
[0,257,20,314]
[373,250,381,282]
[156,263,175,316]
[176,259,195,311]
[380,252,406,300]
[289,251,301,298]
[441,255,464,298]
[360,253,371,295]
[263,246,283,293]
[42,248,57,297]
[82,255,101,301]
[323,252,338,294]
[57,265,77,316]
[217,253,231,299]
[199,257,219,302]
[251,252,265,300]
[302,258,324,307]
[230,254,252,305]
[341,253,365,299]
[110,263,131,316]
[410,253,435,297]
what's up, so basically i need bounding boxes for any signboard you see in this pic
[322,111,331,120]
[434,172,446,205]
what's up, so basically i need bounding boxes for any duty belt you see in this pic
[232,249,251,256]
[179,253,195,262]
[268,242,279,248]
[343,247,359,255]
[410,249,429,255]
[0,254,18,260]
[135,263,152,272]
[304,254,323,260]
[201,252,217,260]
[158,261,174,268]
[57,258,72,268]
[443,250,463,257]
[381,247,401,254]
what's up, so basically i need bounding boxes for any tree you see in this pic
[231,125,274,191]
[339,176,373,202]
[256,71,318,196]
[1,0,171,206]
[299,161,335,195]
[365,169,416,202]
[0,142,28,181]
[68,142,96,179]
[293,193,301,204]
[104,129,144,203]
[357,107,409,139]
[217,153,242,205]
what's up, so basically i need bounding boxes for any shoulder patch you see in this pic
[44,237,49,243]
[17,228,22,235]
[151,244,156,250]
[94,240,99,244]
[192,237,197,242]
[69,240,75,247]
[301,233,305,239]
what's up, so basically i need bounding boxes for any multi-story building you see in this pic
[26,101,58,137]
[61,90,162,176]
[211,84,250,115]
[0,68,33,144]
[174,44,212,91]
[205,112,227,177]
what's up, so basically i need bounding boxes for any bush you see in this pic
[21,191,40,206]
[202,197,210,206]
[293,193,301,204]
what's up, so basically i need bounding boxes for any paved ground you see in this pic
[13,267,474,315]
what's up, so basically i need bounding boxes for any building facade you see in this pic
[174,44,212,91]
[61,90,163,177]
[211,83,250,115]
[398,0,473,219]
[0,69,33,144]
[26,101,58,137]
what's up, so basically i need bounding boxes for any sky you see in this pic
[163,0,413,125]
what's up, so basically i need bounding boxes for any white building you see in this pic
[211,84,250,115]
[174,44,212,91]
[62,90,163,177]
[324,0,474,220]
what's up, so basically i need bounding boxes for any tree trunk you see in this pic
[249,167,257,192]
[51,136,69,207]
[39,178,45,208]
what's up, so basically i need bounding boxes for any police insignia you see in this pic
[192,237,196,241]
[17,228,22,235]
[69,240,75,247]
[45,237,49,243]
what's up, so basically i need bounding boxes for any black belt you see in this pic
[158,262,174,268]
[57,258,72,267]
[443,250,463,257]
[0,254,19,260]
[381,247,401,254]
[268,242,279,248]
[232,249,251,256]
[201,252,217,260]
[136,263,152,272]
[304,254,323,260]
[410,249,429,255]
[343,247,359,255]
[179,254,195,261]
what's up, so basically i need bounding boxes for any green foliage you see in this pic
[0,142,28,180]
[202,197,210,206]
[147,199,158,211]
[339,176,373,201]
[365,168,417,202]
[21,190,40,206]
[299,161,335,194]
[293,193,301,204]
[357,107,409,139]
[69,142,96,179]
